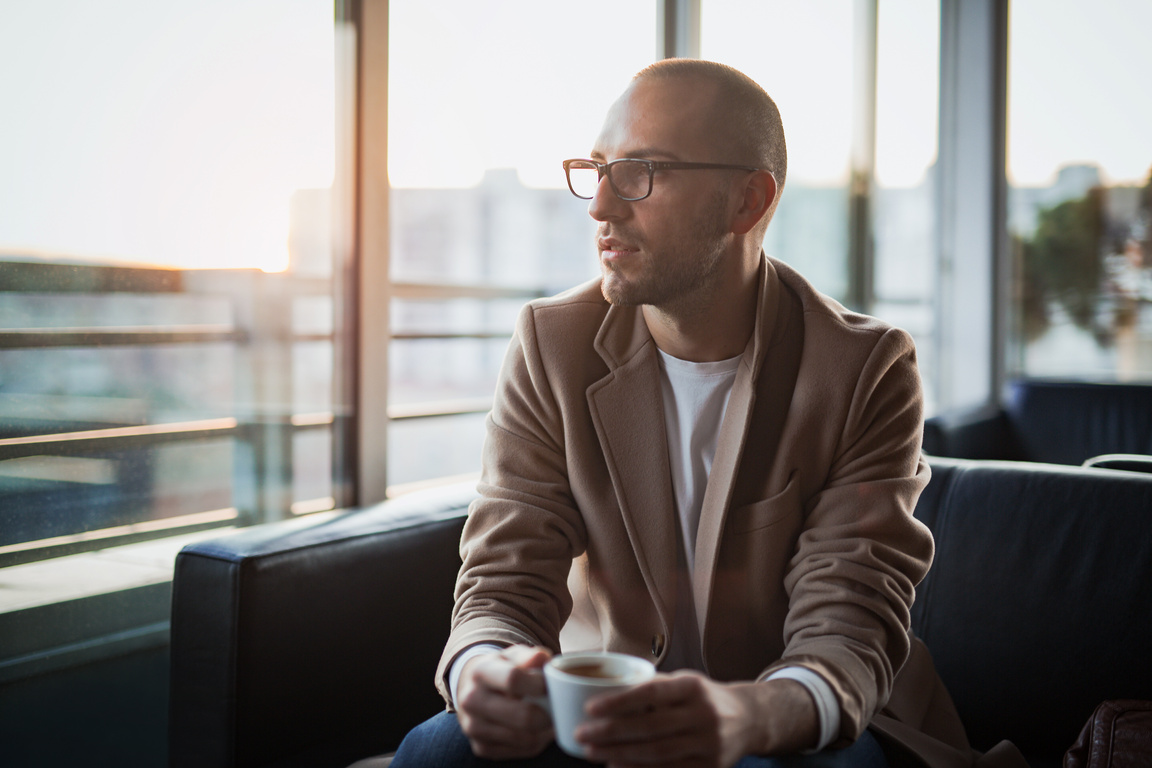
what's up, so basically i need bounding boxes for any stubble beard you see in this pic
[599,190,730,309]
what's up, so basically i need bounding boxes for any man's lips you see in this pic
[598,239,640,260]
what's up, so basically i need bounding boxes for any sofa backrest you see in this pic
[911,458,1152,766]
[1003,379,1152,465]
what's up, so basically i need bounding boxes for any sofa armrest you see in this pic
[169,482,477,768]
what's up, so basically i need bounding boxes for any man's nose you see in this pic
[587,174,627,222]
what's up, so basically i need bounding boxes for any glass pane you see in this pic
[0,342,236,434]
[391,298,525,337]
[389,338,509,407]
[293,428,333,512]
[1007,0,1152,381]
[872,0,940,413]
[701,0,854,301]
[388,414,488,490]
[387,0,657,490]
[0,439,235,550]
[0,1,351,569]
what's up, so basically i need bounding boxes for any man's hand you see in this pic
[575,672,820,768]
[455,644,554,760]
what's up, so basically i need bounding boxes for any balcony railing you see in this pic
[0,258,545,567]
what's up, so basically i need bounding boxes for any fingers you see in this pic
[502,644,552,670]
[577,674,723,766]
[456,645,554,760]
[475,645,550,699]
[586,672,705,718]
[458,698,553,761]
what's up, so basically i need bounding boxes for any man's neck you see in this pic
[642,252,761,363]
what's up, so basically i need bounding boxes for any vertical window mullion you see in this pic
[352,0,392,505]
[658,0,701,59]
[849,0,878,314]
[934,0,1009,411]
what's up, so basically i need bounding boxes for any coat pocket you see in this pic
[728,474,801,534]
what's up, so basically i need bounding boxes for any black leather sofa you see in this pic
[922,379,1152,466]
[169,459,1152,768]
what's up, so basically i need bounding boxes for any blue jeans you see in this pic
[390,711,890,768]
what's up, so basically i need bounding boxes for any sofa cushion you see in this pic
[911,459,1152,766]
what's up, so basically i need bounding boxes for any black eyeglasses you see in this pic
[562,158,763,201]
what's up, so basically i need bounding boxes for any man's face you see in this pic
[589,77,736,308]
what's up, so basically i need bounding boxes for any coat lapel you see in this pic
[586,304,680,638]
[692,256,794,655]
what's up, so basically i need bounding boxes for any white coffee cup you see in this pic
[535,651,657,758]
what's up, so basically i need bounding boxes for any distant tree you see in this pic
[1015,233,1050,342]
[1142,166,1152,258]
[1021,187,1105,336]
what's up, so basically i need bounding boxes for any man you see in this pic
[391,59,998,768]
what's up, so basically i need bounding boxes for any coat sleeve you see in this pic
[768,325,934,741]
[433,302,588,706]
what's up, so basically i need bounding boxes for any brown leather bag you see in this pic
[1064,700,1152,768]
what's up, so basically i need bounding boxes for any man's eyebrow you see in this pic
[589,148,681,162]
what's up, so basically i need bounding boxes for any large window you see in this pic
[0,0,352,674]
[1007,0,1152,381]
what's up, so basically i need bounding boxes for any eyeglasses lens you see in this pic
[566,160,653,200]
[566,162,600,199]
[608,160,650,200]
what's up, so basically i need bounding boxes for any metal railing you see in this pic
[0,259,545,566]
[0,260,341,565]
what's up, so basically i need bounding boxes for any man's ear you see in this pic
[731,171,777,235]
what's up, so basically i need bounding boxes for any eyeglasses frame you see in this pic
[562,158,765,201]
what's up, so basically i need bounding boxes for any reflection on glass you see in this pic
[1007,0,1152,381]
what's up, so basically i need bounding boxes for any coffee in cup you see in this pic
[536,651,656,758]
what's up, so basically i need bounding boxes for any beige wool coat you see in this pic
[436,254,1018,767]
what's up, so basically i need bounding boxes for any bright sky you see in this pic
[387,0,654,189]
[0,0,1147,271]
[1008,0,1152,187]
[0,0,335,272]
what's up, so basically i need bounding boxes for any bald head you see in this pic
[632,59,787,201]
